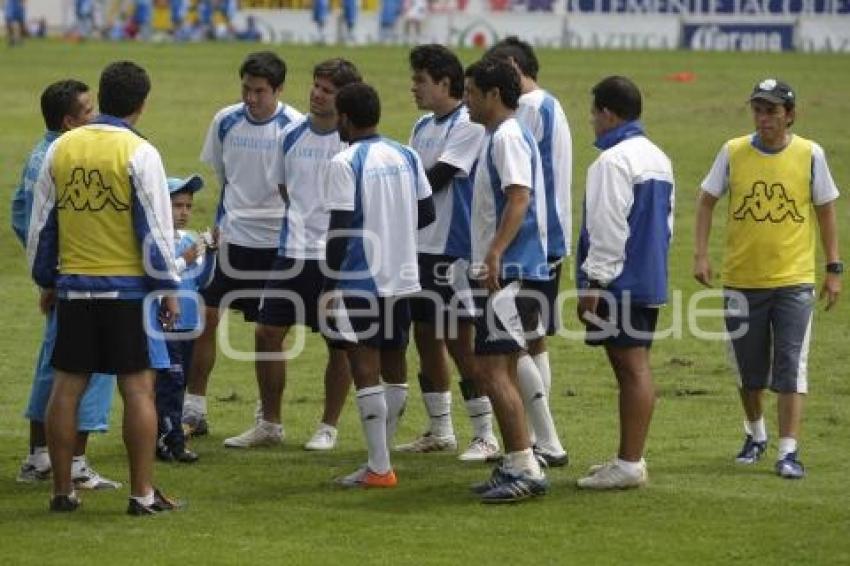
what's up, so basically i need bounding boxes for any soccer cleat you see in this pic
[470,465,513,494]
[17,462,51,483]
[775,452,805,479]
[73,465,122,490]
[396,432,457,453]
[49,491,81,513]
[127,487,184,516]
[304,425,338,451]
[534,446,569,468]
[182,413,208,437]
[458,437,501,463]
[577,460,648,490]
[735,434,767,464]
[335,465,397,488]
[480,472,549,504]
[223,422,283,448]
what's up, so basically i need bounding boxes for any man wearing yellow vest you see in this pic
[27,61,183,513]
[694,78,842,480]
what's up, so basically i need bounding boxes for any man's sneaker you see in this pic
[49,491,81,513]
[534,446,569,468]
[470,465,513,494]
[458,437,501,463]
[223,422,283,448]
[480,472,549,504]
[335,465,397,488]
[127,487,184,516]
[775,452,805,479]
[735,434,767,464]
[73,465,122,490]
[396,432,457,453]
[182,413,208,437]
[304,425,338,451]
[17,462,51,483]
[577,460,648,490]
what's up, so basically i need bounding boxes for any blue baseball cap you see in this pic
[167,174,204,194]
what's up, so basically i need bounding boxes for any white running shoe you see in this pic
[304,425,338,451]
[577,459,648,490]
[223,421,284,448]
[17,462,51,483]
[458,436,501,462]
[396,432,457,453]
[72,465,122,490]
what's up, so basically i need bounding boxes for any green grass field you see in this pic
[1,41,849,564]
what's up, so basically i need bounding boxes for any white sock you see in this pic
[505,448,543,479]
[465,396,495,441]
[28,446,50,469]
[423,391,453,438]
[183,394,207,416]
[130,490,155,506]
[532,351,552,396]
[616,457,645,475]
[745,417,767,442]
[356,385,390,474]
[517,354,565,455]
[777,437,798,460]
[384,383,408,445]
[71,455,87,475]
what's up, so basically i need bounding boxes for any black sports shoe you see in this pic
[533,446,569,468]
[49,492,81,513]
[172,448,199,464]
[127,488,184,516]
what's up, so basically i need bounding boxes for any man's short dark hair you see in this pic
[485,36,539,81]
[98,61,151,118]
[41,79,89,131]
[409,44,464,99]
[313,58,362,89]
[240,51,287,90]
[464,58,521,110]
[592,76,642,121]
[336,83,380,129]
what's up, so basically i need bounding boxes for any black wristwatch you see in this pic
[826,261,844,275]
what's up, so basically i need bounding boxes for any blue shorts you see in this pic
[5,2,25,24]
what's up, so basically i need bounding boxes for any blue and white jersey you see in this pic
[11,131,59,247]
[201,101,303,249]
[410,104,484,259]
[577,121,675,306]
[273,117,346,260]
[324,136,432,297]
[516,88,572,261]
[173,231,216,331]
[471,117,548,281]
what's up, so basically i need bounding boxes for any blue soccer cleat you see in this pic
[735,434,767,464]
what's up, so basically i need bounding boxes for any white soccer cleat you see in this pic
[396,432,457,453]
[223,421,284,448]
[577,459,648,490]
[304,424,338,451]
[458,436,501,462]
[72,465,122,490]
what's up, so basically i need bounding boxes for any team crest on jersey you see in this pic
[57,168,129,212]
[733,181,803,223]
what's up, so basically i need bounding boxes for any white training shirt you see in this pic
[200,101,304,248]
[516,88,572,260]
[410,104,484,259]
[272,117,347,259]
[324,136,432,297]
[471,117,548,281]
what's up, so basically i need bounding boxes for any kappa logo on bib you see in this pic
[57,167,129,212]
[733,181,803,224]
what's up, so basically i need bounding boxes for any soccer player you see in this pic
[227,58,362,450]
[12,79,121,490]
[486,36,569,467]
[5,0,25,46]
[184,51,303,440]
[28,61,182,514]
[323,82,434,487]
[464,58,549,503]
[575,76,674,490]
[694,78,841,479]
[395,44,500,462]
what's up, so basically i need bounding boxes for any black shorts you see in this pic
[584,298,659,348]
[201,243,278,322]
[322,292,411,350]
[257,257,324,331]
[538,259,563,337]
[473,279,546,355]
[53,299,150,374]
[409,254,475,327]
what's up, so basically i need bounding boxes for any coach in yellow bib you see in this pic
[694,78,842,480]
[27,61,183,514]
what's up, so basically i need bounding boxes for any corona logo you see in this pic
[733,181,804,223]
[57,168,129,212]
